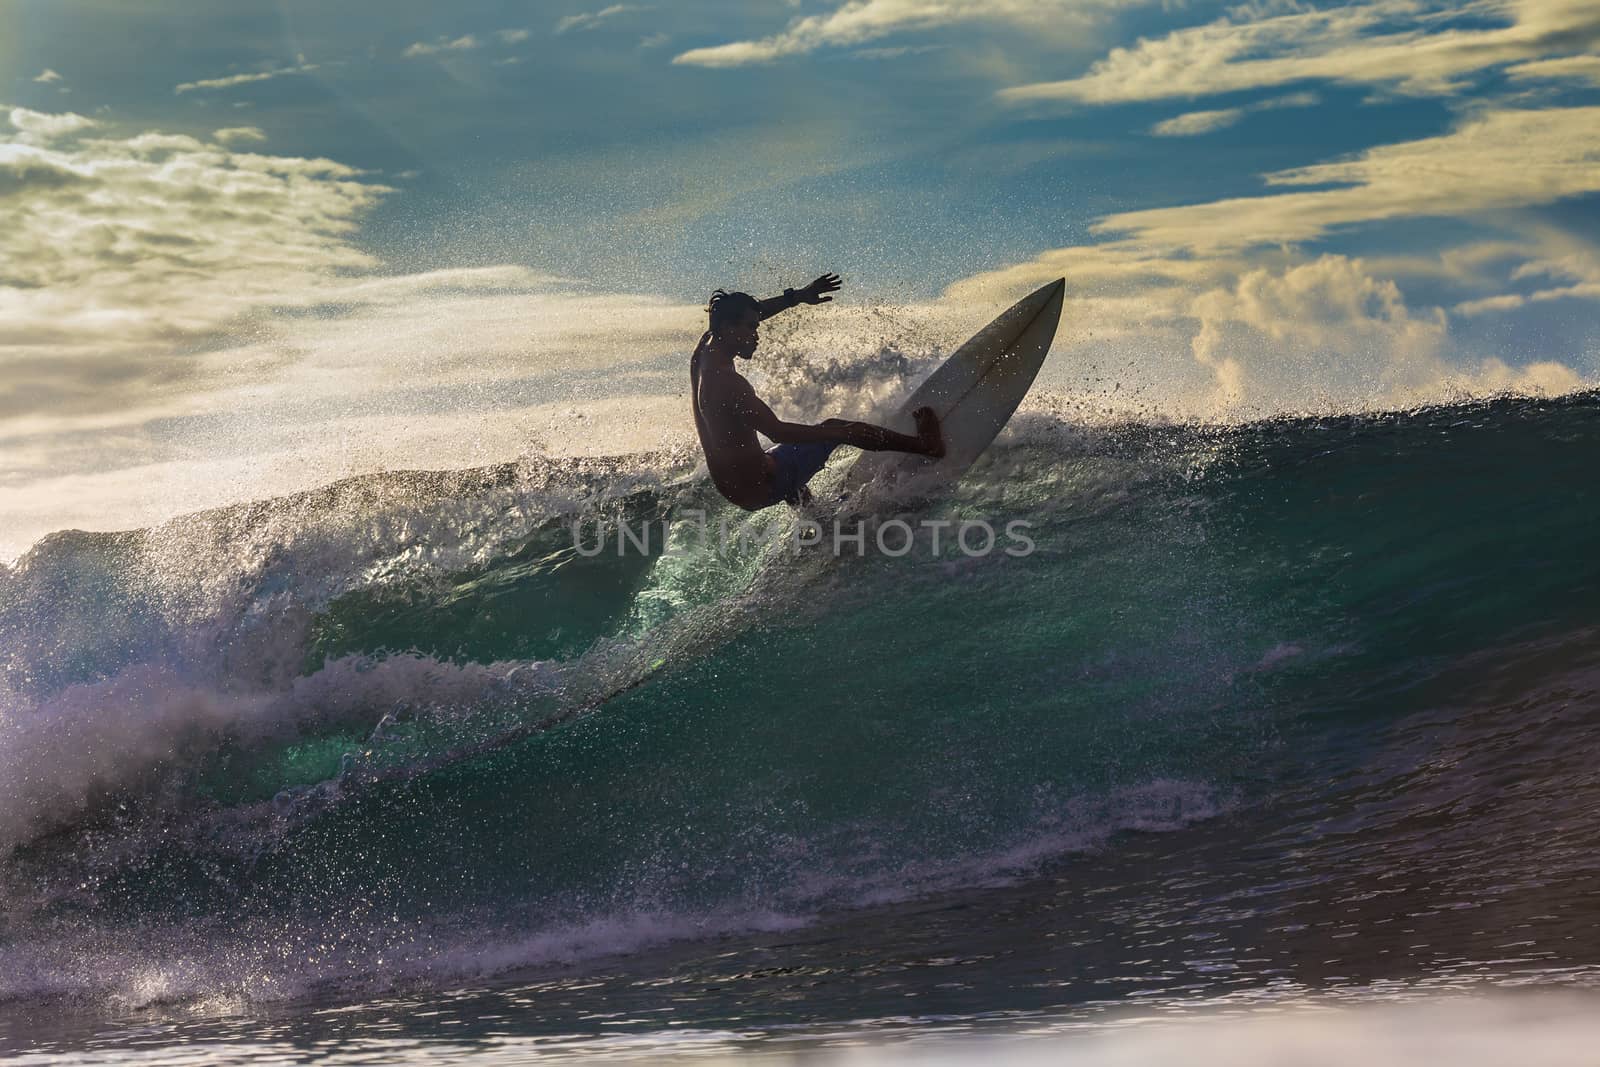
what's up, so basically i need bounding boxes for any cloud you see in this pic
[33,70,62,84]
[1151,108,1244,136]
[402,35,482,58]
[175,62,319,94]
[848,43,947,60]
[1453,232,1600,314]
[556,5,648,34]
[1189,255,1448,410]
[673,0,1113,67]
[5,107,97,144]
[948,107,1600,298]
[968,248,1583,418]
[0,110,389,422]
[1001,0,1600,105]
[1099,107,1600,253]
[1459,357,1584,396]
[1452,293,1528,315]
[947,105,1600,287]
[0,108,716,554]
[212,126,267,146]
[0,273,704,556]
[1506,53,1600,87]
[1150,92,1319,136]
[945,105,1599,418]
[403,30,528,57]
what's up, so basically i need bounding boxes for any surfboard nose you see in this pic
[1028,278,1066,305]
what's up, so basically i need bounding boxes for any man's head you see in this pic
[707,290,761,360]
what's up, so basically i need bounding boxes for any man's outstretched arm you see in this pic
[757,272,842,320]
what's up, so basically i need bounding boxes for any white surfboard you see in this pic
[839,277,1065,502]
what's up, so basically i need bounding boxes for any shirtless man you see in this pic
[690,273,945,510]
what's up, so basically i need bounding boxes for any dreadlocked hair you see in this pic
[706,289,760,333]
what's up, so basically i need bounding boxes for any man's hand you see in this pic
[756,273,842,321]
[800,273,842,305]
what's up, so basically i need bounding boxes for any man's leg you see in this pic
[814,409,944,459]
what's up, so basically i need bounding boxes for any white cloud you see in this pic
[965,249,1585,419]
[947,241,1245,313]
[175,62,319,94]
[33,69,62,84]
[0,108,719,554]
[1099,107,1600,253]
[1002,0,1600,105]
[0,112,389,421]
[557,5,648,34]
[1452,292,1528,316]
[403,30,527,57]
[1454,232,1600,314]
[849,43,946,60]
[1455,357,1584,396]
[5,107,97,144]
[212,126,267,145]
[949,107,1600,296]
[946,105,1600,418]
[1189,255,1449,410]
[1151,108,1244,136]
[402,35,481,58]
[1506,53,1600,87]
[673,0,1115,68]
[1151,92,1320,136]
[0,275,705,557]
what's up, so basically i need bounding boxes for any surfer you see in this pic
[690,273,945,510]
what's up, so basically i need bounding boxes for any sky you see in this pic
[2,0,1598,557]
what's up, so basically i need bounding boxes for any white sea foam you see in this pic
[0,652,564,853]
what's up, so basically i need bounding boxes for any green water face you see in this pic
[133,437,1292,921]
[302,499,677,672]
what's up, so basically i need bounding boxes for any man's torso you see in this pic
[690,348,775,509]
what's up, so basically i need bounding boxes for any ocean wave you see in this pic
[1,390,1597,1006]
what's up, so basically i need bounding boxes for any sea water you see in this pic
[4,393,1600,1062]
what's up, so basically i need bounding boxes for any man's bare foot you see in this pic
[913,405,946,458]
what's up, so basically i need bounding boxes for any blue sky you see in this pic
[2,0,1599,553]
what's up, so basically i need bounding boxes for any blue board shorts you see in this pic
[763,441,841,507]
